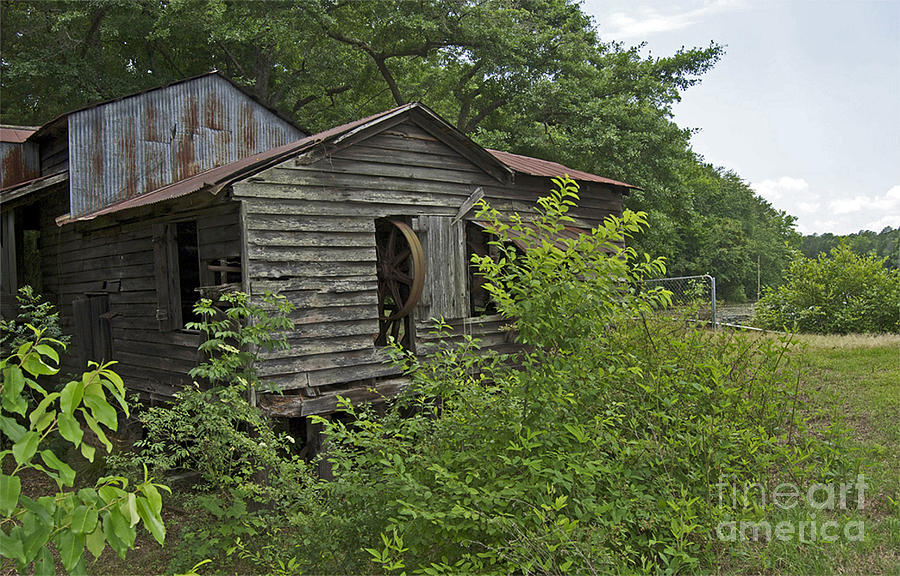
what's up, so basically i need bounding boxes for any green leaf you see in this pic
[21,352,58,377]
[32,411,55,433]
[140,483,163,514]
[55,529,85,572]
[80,443,96,462]
[102,509,135,560]
[1,366,28,416]
[82,392,118,431]
[123,493,139,527]
[59,380,85,415]
[57,412,83,447]
[81,410,112,452]
[33,344,60,365]
[0,414,27,443]
[0,526,26,563]
[136,495,166,545]
[85,524,106,559]
[33,545,54,576]
[21,508,53,561]
[69,505,99,535]
[40,450,76,487]
[13,431,40,465]
[0,474,22,515]
[28,393,60,429]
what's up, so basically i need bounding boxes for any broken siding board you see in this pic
[249,261,375,278]
[306,363,400,388]
[284,157,496,187]
[251,276,377,294]
[266,334,377,358]
[286,318,380,339]
[244,214,375,233]
[247,245,376,263]
[291,303,378,325]
[248,230,373,248]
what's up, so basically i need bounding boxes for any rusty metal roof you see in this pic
[56,103,438,224]
[29,71,303,142]
[487,149,638,190]
[0,126,39,143]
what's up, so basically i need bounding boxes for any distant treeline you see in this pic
[801,227,899,268]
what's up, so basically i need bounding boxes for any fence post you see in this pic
[708,275,717,329]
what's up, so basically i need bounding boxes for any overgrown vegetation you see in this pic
[108,292,323,574]
[6,180,891,574]
[0,325,167,574]
[292,178,853,574]
[755,244,900,334]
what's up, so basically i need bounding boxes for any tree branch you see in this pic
[463,97,505,133]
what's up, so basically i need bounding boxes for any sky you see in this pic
[581,0,900,235]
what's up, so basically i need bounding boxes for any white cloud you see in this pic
[598,0,746,40]
[752,176,809,203]
[751,178,900,235]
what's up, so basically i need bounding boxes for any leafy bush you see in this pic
[309,177,853,574]
[1,324,167,574]
[755,244,900,333]
[110,291,321,573]
[0,286,70,352]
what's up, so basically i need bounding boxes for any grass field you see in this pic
[719,332,900,575]
[75,333,900,575]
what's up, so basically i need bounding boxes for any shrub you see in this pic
[755,244,900,333]
[312,177,853,574]
[0,286,69,353]
[1,324,167,575]
[110,291,322,573]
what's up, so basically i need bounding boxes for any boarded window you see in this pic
[73,293,112,367]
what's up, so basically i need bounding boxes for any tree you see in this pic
[2,0,798,295]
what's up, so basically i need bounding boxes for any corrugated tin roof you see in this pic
[29,71,304,141]
[65,72,304,217]
[0,126,38,143]
[56,104,429,224]
[487,149,638,190]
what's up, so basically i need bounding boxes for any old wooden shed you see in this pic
[1,73,635,417]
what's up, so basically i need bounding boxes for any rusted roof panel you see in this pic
[0,126,38,143]
[487,149,637,189]
[0,139,40,189]
[66,73,305,217]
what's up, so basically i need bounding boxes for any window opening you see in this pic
[176,221,201,326]
[466,221,496,316]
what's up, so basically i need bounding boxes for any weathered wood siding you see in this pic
[37,190,240,398]
[234,119,624,401]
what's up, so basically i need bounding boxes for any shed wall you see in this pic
[38,190,241,398]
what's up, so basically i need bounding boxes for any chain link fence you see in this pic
[645,274,717,328]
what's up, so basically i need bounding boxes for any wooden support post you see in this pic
[306,415,333,480]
